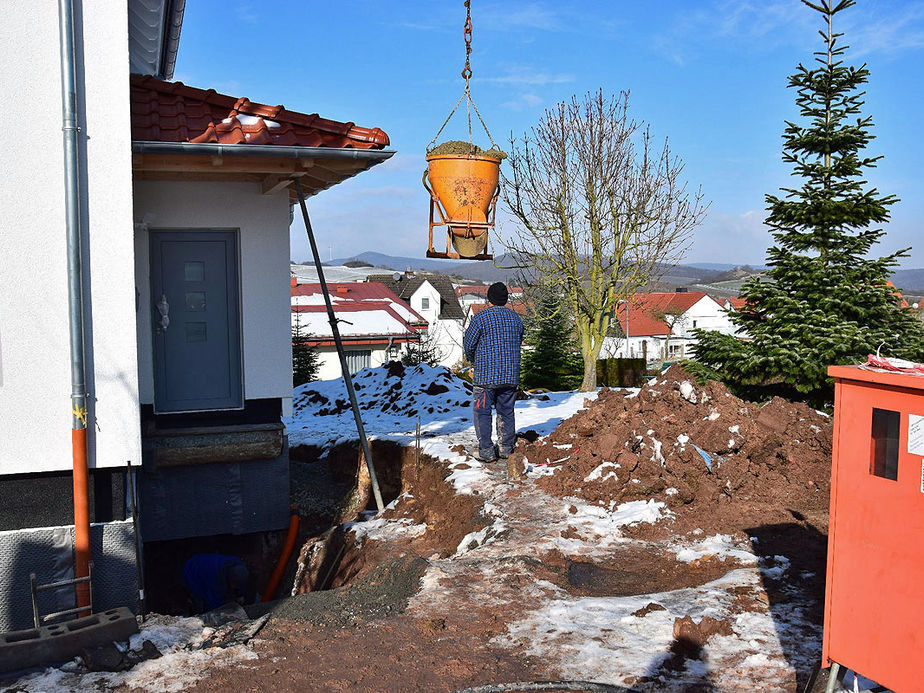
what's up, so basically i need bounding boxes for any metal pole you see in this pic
[292,179,384,511]
[58,0,91,613]
[126,461,146,620]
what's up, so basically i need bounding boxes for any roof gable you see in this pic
[366,273,465,320]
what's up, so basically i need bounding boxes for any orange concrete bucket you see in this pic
[425,154,500,258]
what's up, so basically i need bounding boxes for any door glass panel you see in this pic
[184,261,205,282]
[185,291,207,312]
[871,407,900,481]
[185,321,207,343]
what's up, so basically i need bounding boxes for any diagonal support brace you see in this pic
[292,178,385,512]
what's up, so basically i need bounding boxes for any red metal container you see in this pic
[824,365,924,690]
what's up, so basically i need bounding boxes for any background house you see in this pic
[601,290,737,362]
[367,272,466,367]
[292,281,426,379]
[455,284,525,311]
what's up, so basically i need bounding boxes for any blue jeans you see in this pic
[473,385,517,459]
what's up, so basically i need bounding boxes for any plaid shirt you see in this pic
[463,306,524,387]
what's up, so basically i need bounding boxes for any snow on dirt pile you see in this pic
[287,362,473,448]
[518,364,833,534]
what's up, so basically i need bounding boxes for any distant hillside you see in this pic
[322,251,725,286]
[326,252,453,273]
[687,262,766,271]
[319,250,924,294]
[892,268,924,293]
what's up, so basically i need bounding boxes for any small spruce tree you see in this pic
[292,313,320,387]
[401,327,445,367]
[694,0,924,406]
[521,286,584,391]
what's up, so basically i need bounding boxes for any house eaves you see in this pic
[128,0,185,80]
[132,142,394,198]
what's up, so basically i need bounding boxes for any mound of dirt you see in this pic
[518,364,833,536]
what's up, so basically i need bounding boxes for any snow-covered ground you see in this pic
[7,615,260,693]
[4,365,874,691]
[285,365,876,692]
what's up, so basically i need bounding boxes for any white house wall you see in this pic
[408,282,464,368]
[133,182,292,409]
[0,1,139,475]
[433,319,465,368]
[314,344,408,381]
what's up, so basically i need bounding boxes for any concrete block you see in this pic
[0,607,138,673]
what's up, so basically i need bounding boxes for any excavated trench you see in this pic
[285,440,487,597]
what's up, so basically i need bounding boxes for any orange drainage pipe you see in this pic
[59,0,91,616]
[72,428,91,614]
[262,509,300,603]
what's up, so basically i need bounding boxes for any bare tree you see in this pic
[652,306,687,361]
[502,90,707,390]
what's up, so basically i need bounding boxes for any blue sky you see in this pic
[175,1,924,268]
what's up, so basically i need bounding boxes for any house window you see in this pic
[345,350,371,374]
[870,408,900,481]
[421,297,430,311]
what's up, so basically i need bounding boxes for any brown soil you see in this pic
[522,364,833,537]
[191,613,538,693]
[538,544,742,597]
[180,369,834,692]
[309,446,488,593]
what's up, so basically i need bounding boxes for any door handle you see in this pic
[155,294,170,332]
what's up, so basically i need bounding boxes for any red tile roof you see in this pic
[292,282,427,341]
[456,285,524,297]
[131,74,390,149]
[615,292,711,337]
[469,302,527,317]
[726,296,748,310]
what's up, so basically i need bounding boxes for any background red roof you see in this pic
[615,292,709,337]
[131,74,389,149]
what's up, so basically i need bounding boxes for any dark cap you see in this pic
[487,282,508,306]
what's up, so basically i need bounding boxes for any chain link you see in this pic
[426,0,500,153]
[462,0,473,82]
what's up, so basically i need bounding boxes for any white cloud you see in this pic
[651,0,924,66]
[501,92,544,111]
[478,66,574,85]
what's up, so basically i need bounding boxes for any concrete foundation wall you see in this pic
[0,521,137,632]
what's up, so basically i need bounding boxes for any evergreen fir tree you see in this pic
[401,327,445,367]
[521,286,584,391]
[694,0,924,407]
[292,312,320,387]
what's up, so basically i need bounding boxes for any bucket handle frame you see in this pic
[423,169,498,260]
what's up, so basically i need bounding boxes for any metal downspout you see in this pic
[58,0,91,612]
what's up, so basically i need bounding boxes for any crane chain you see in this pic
[462,0,473,82]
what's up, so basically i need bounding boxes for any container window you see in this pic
[870,408,900,481]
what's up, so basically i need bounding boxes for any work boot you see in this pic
[474,444,498,463]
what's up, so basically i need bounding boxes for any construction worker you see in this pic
[182,554,253,613]
[463,282,524,462]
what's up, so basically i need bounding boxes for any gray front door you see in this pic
[150,230,243,413]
